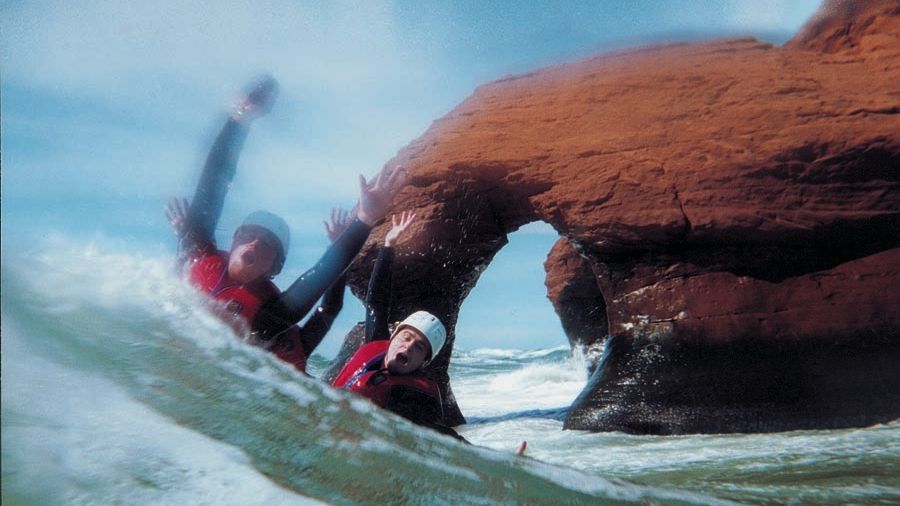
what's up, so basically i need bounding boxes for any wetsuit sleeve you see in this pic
[364,247,394,343]
[251,219,371,337]
[384,388,469,443]
[179,118,250,259]
[298,274,346,357]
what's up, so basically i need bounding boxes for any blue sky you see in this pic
[1,0,821,355]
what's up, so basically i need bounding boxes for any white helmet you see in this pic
[394,310,447,365]
[238,210,290,274]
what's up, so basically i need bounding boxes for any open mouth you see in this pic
[396,352,408,366]
[242,250,257,265]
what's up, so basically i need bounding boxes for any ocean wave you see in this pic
[1,237,719,505]
[450,345,580,372]
[455,345,572,359]
[453,353,589,418]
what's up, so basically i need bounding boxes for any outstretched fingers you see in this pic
[371,166,387,192]
[165,196,190,234]
[164,198,175,221]
[369,164,406,193]
[385,164,407,188]
[358,173,368,194]
[400,210,416,228]
[165,196,177,215]
[357,165,411,226]
[325,206,355,241]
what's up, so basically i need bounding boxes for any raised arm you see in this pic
[364,246,394,342]
[298,208,354,356]
[184,118,249,245]
[181,76,279,253]
[365,211,416,343]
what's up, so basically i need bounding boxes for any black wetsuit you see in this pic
[288,274,345,357]
[365,247,467,441]
[178,116,369,350]
[269,273,347,372]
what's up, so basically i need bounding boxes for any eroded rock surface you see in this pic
[544,240,608,372]
[332,0,900,432]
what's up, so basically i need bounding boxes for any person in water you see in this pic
[167,75,405,371]
[332,211,465,440]
[168,200,354,373]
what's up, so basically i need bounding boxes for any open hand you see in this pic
[357,165,408,226]
[384,211,416,247]
[165,197,190,235]
[323,207,353,243]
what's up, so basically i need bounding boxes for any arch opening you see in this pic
[450,221,608,423]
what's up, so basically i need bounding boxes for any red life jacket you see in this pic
[188,250,309,374]
[332,341,441,408]
[188,250,280,334]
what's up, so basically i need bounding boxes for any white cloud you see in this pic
[1,0,448,107]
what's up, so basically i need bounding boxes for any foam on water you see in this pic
[2,236,723,505]
[453,341,900,504]
[452,346,588,419]
[446,289,899,504]
[2,321,320,506]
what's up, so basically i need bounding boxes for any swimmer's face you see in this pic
[384,327,432,375]
[228,225,279,283]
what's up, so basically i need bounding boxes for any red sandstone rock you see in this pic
[786,0,900,53]
[543,239,607,368]
[333,0,900,431]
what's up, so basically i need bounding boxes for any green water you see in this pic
[3,247,898,505]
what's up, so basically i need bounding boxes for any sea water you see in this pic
[2,239,898,505]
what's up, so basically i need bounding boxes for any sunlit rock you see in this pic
[332,0,900,432]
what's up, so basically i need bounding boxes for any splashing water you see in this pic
[2,238,721,505]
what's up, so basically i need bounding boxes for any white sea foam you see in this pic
[453,347,589,418]
[6,236,898,505]
[2,318,322,506]
[455,345,570,360]
[20,237,331,410]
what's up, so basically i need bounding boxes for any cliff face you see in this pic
[333,0,900,432]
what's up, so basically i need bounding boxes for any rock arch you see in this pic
[329,0,900,432]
